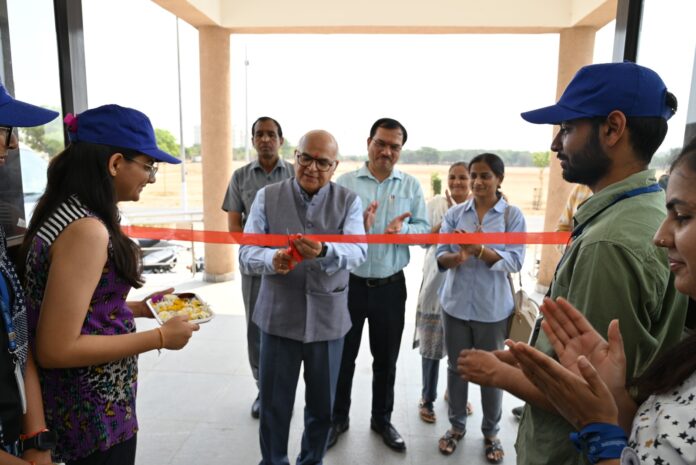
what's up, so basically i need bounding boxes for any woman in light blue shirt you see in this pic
[435,153,526,462]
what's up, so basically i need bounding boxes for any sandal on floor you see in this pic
[419,399,436,423]
[438,429,464,455]
[466,401,474,416]
[484,437,504,463]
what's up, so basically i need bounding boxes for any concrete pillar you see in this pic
[536,27,596,291]
[199,26,235,282]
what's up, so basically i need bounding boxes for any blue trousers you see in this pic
[258,331,344,465]
[421,357,441,405]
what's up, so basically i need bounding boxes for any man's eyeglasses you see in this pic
[295,152,335,172]
[371,138,402,153]
[0,126,15,146]
[126,157,158,179]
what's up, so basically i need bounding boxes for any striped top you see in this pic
[24,195,138,462]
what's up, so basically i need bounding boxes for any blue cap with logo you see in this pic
[521,62,675,125]
[0,82,59,127]
[64,104,181,164]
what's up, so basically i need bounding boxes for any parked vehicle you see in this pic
[138,238,182,273]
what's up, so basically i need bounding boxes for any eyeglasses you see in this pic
[295,152,336,172]
[126,157,158,179]
[371,138,402,153]
[0,126,15,146]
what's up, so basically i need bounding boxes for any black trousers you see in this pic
[332,272,407,426]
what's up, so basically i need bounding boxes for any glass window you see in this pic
[638,0,696,163]
[83,0,200,212]
[0,0,62,241]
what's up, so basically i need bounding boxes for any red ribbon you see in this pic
[123,225,570,246]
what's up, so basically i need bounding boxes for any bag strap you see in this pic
[503,205,523,288]
[507,272,517,305]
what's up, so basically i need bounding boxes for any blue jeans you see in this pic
[421,357,440,406]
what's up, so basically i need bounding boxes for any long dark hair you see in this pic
[19,142,144,287]
[631,334,696,401]
[631,138,696,400]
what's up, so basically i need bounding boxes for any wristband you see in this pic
[477,245,485,259]
[570,422,627,464]
[19,428,48,440]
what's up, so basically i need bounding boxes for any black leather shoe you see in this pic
[370,418,406,451]
[327,419,349,449]
[251,395,261,419]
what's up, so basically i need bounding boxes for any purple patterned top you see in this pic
[24,196,138,462]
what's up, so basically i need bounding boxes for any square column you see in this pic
[199,26,235,281]
[536,26,596,290]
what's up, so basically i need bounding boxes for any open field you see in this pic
[127,160,549,217]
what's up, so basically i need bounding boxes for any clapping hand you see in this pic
[457,349,507,386]
[454,230,480,261]
[539,297,627,395]
[445,189,454,208]
[363,201,379,231]
[385,212,411,234]
[506,340,619,430]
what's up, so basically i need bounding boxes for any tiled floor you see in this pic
[131,237,545,465]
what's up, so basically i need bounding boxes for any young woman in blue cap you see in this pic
[0,83,58,465]
[18,104,200,465]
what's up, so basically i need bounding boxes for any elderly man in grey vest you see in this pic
[240,130,367,465]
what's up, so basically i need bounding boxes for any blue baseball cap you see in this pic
[521,62,675,124]
[65,104,181,164]
[0,82,59,127]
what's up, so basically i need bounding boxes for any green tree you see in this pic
[21,123,64,157]
[431,172,442,196]
[532,151,550,169]
[155,128,180,159]
[185,143,201,160]
[531,151,551,210]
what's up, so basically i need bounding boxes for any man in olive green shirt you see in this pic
[458,62,688,465]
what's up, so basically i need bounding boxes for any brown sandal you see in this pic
[484,437,504,463]
[419,399,436,423]
[438,429,464,455]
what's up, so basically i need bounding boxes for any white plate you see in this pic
[146,292,215,325]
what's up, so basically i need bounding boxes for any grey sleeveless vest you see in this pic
[252,179,356,343]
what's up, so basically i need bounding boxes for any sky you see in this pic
[6,0,696,157]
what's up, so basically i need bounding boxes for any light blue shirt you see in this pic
[436,197,526,323]
[336,163,429,278]
[239,179,367,276]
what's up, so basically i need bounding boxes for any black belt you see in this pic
[352,271,404,288]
